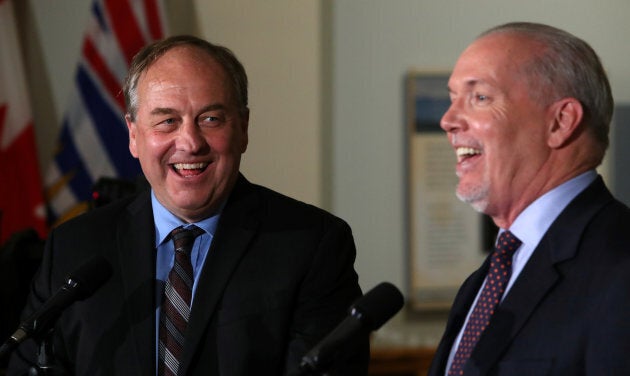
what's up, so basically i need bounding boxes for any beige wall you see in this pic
[23,0,630,347]
[332,0,630,293]
[331,0,630,345]
[24,0,323,208]
[192,1,324,207]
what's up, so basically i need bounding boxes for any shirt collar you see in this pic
[507,170,598,246]
[151,190,222,247]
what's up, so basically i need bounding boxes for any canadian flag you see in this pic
[0,0,47,244]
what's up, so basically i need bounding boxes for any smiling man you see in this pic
[7,36,368,376]
[428,23,630,375]
[126,40,248,224]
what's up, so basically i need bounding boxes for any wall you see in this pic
[23,0,323,207]
[191,1,324,206]
[331,0,630,344]
[22,0,630,347]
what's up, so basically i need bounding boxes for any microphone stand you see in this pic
[291,355,337,376]
[27,329,66,376]
[290,366,332,376]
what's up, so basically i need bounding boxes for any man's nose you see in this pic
[178,121,208,153]
[440,102,464,133]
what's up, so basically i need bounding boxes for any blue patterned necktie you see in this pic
[448,231,522,375]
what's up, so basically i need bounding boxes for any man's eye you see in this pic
[476,94,488,101]
[156,118,176,126]
[152,118,177,130]
[200,114,223,127]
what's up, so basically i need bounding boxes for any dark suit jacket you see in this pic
[428,176,630,376]
[7,175,369,375]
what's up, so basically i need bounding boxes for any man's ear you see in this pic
[126,114,139,158]
[239,109,249,154]
[547,97,584,149]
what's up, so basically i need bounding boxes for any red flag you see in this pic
[0,0,47,244]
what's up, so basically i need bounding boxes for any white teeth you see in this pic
[456,147,481,157]
[173,162,208,170]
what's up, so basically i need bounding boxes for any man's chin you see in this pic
[456,188,489,213]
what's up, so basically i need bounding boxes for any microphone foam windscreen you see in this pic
[352,282,404,330]
[67,256,113,298]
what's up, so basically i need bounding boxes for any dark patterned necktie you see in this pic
[158,225,204,376]
[448,230,521,376]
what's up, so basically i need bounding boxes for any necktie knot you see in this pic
[495,230,521,257]
[170,225,204,255]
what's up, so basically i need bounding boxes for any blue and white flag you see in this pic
[45,0,166,225]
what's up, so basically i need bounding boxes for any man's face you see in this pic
[127,46,248,222]
[441,33,552,219]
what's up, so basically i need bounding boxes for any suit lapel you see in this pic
[116,191,156,376]
[466,177,614,373]
[179,176,261,375]
[467,236,560,374]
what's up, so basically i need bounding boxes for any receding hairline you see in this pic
[133,45,239,109]
[123,35,249,121]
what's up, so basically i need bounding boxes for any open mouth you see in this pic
[172,162,209,177]
[456,147,482,163]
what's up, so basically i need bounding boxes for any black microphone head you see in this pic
[351,282,404,330]
[66,256,113,299]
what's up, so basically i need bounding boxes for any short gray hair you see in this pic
[481,22,613,161]
[123,35,249,121]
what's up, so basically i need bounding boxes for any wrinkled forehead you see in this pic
[142,46,224,80]
[138,47,234,98]
[450,33,543,90]
[462,33,540,67]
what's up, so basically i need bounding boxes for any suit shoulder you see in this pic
[588,198,630,239]
[52,192,149,235]
[250,183,350,229]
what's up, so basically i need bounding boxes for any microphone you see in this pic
[0,256,113,359]
[297,281,404,374]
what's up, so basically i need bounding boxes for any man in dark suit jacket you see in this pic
[428,22,630,375]
[7,35,368,375]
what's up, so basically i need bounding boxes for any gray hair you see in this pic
[481,22,613,161]
[123,35,249,121]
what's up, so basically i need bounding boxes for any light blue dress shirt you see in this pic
[445,170,598,374]
[151,190,221,370]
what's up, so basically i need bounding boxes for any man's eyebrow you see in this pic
[463,78,489,89]
[448,78,491,93]
[199,103,227,112]
[148,104,227,116]
[149,107,177,116]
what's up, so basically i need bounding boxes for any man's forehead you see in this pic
[448,77,493,92]
[450,34,537,84]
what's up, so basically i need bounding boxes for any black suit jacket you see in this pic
[428,176,630,376]
[7,175,369,375]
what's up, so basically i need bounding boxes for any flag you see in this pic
[0,0,47,244]
[45,0,166,226]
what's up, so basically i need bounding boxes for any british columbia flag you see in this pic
[45,0,166,226]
